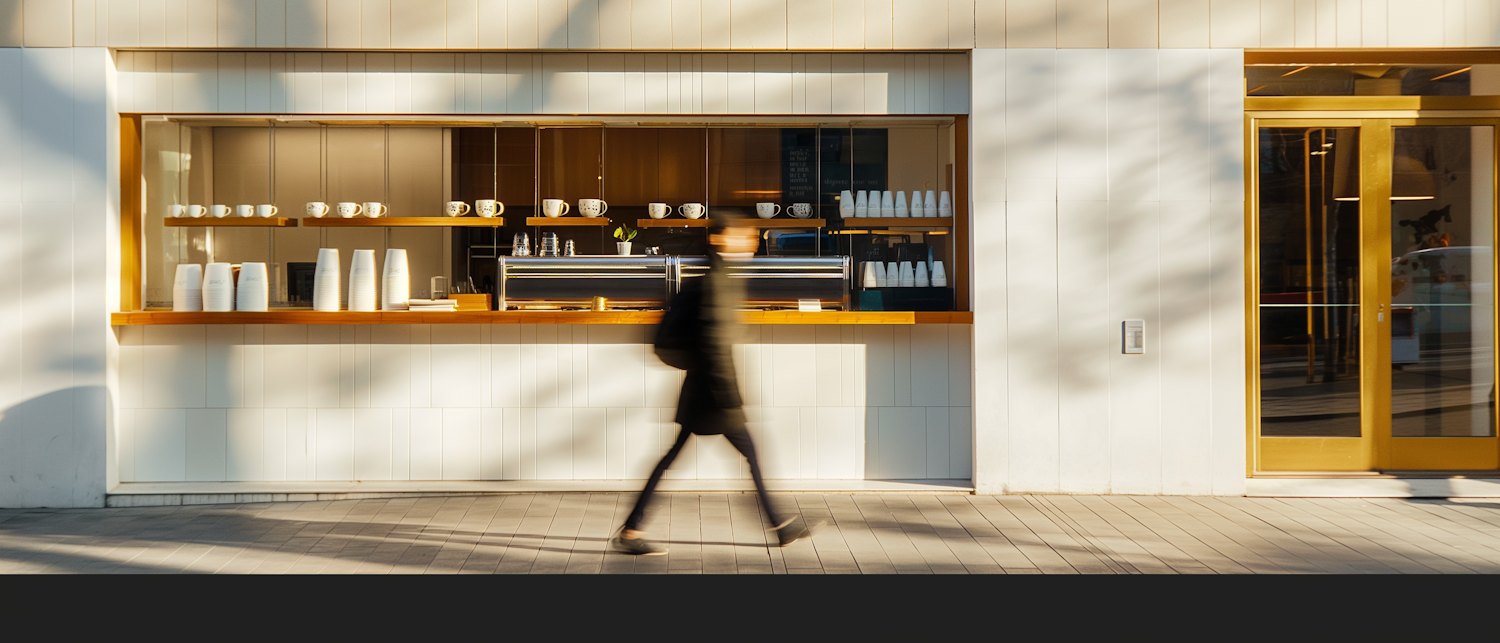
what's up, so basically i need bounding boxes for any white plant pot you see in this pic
[616,242,632,255]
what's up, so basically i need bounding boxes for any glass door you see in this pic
[1384,124,1499,470]
[1255,119,1500,472]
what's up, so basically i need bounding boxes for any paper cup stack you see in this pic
[348,249,377,312]
[382,249,410,311]
[172,264,203,311]
[236,262,269,312]
[897,261,916,288]
[203,263,235,311]
[313,248,341,312]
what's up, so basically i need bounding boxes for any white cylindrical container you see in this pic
[839,190,854,218]
[874,262,888,288]
[886,262,899,287]
[235,262,269,312]
[909,191,924,217]
[202,262,235,312]
[382,248,410,311]
[894,191,909,218]
[313,248,340,312]
[898,261,915,288]
[880,191,895,217]
[931,260,948,287]
[861,262,879,288]
[938,190,953,217]
[172,264,203,312]
[348,249,377,312]
[924,190,938,217]
[915,262,930,288]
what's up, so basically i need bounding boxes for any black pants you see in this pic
[623,412,783,532]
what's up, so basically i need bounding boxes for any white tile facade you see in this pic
[116,324,973,483]
[970,48,1245,496]
[20,0,1500,49]
[0,47,116,508]
[112,50,970,114]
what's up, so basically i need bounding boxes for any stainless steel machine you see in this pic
[498,256,851,310]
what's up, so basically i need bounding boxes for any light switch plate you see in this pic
[1123,319,1145,354]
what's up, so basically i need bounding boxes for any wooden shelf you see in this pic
[636,218,708,228]
[110,310,973,326]
[163,217,298,227]
[840,217,954,227]
[526,217,611,226]
[303,217,504,227]
[732,219,827,228]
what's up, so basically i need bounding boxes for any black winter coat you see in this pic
[656,254,745,432]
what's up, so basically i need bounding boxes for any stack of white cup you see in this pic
[898,261,916,288]
[382,248,410,311]
[938,191,953,217]
[931,261,948,287]
[915,262,930,288]
[236,262,269,312]
[910,191,924,218]
[203,263,235,311]
[172,264,203,312]
[313,248,341,311]
[348,249,378,312]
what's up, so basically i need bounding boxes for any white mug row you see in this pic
[750,203,815,219]
[442,200,505,217]
[839,190,952,218]
[541,198,611,218]
[306,202,390,218]
[646,203,705,219]
[169,204,281,219]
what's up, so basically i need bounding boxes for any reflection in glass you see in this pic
[1259,128,1362,437]
[1389,126,1496,437]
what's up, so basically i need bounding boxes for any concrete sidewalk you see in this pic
[3,494,1500,574]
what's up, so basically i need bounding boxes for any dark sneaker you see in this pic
[774,516,810,547]
[613,529,666,556]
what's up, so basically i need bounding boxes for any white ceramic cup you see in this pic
[578,198,608,218]
[306,202,330,218]
[337,202,362,218]
[679,203,705,219]
[789,203,812,218]
[363,202,387,218]
[256,204,278,218]
[648,203,671,219]
[756,203,781,219]
[236,204,255,218]
[168,204,186,218]
[542,199,570,218]
[212,205,232,218]
[476,200,503,218]
[187,205,207,218]
[445,201,471,217]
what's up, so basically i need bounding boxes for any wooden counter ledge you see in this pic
[112,310,973,325]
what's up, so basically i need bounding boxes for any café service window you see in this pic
[133,116,966,313]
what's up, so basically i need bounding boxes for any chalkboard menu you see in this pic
[780,128,817,202]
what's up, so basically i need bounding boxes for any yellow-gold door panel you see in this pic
[1253,119,1500,472]
[1384,125,1499,470]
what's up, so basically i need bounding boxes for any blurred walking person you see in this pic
[613,215,809,556]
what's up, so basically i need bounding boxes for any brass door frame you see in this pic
[1249,111,1500,473]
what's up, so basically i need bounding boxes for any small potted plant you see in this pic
[613,224,637,255]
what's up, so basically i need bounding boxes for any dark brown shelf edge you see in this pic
[163,218,298,227]
[110,310,974,325]
[840,217,954,227]
[525,217,612,226]
[302,217,505,226]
